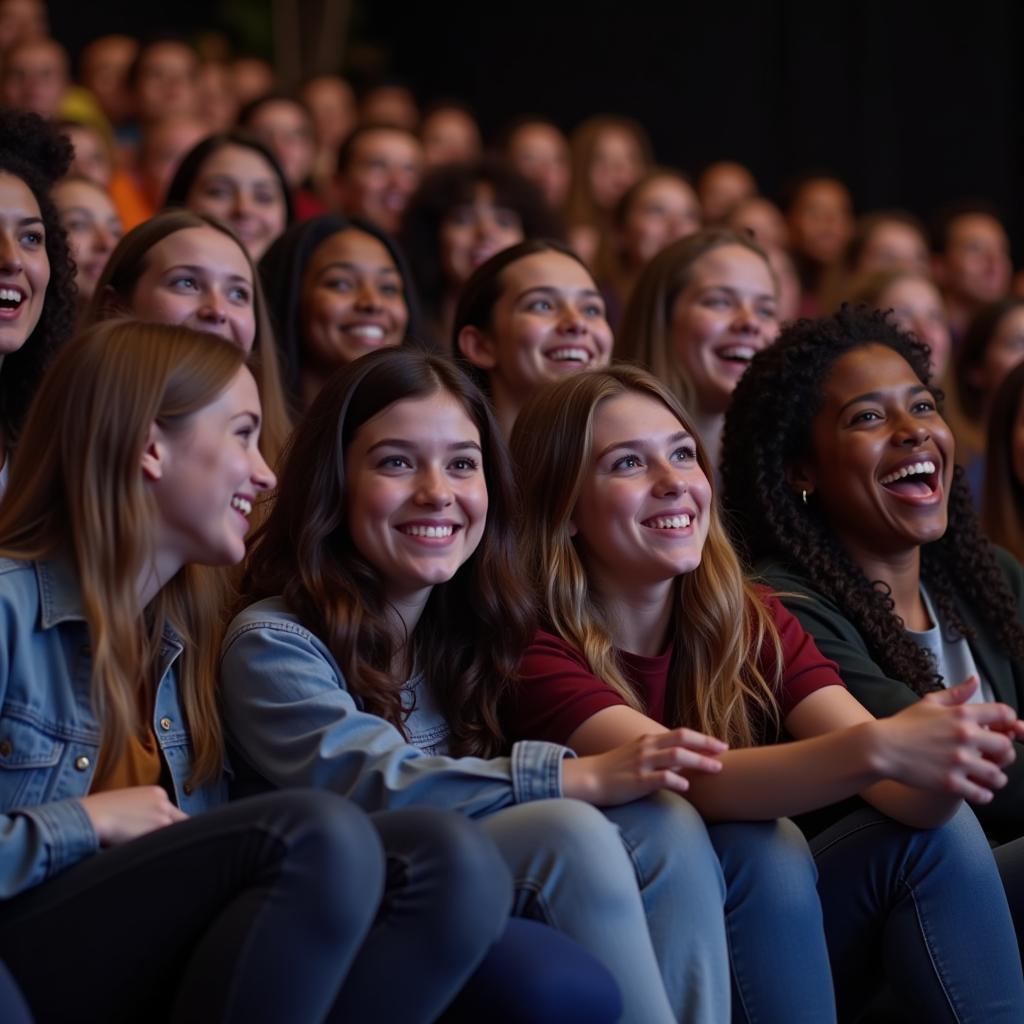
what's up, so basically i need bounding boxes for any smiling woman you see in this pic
[618,226,779,470]
[721,304,1024,932]
[0,110,76,482]
[454,239,613,437]
[259,212,423,411]
[82,209,291,466]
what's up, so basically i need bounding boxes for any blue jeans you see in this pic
[482,794,835,1024]
[812,804,1024,1023]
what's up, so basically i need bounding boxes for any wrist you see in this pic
[858,719,892,782]
[560,758,595,803]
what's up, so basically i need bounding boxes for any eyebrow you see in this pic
[516,285,603,302]
[838,384,931,415]
[230,410,262,427]
[366,438,482,454]
[316,261,401,277]
[699,284,775,301]
[597,430,691,461]
[161,264,253,284]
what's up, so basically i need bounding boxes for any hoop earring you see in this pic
[801,489,808,506]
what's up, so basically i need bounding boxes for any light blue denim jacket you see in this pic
[220,596,572,816]
[0,556,226,899]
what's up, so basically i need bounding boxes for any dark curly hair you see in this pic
[399,156,564,337]
[721,305,1024,696]
[0,110,76,446]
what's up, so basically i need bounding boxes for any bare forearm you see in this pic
[685,724,883,821]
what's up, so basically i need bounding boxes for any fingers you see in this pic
[660,727,728,755]
[959,701,1018,729]
[645,745,723,776]
[641,769,691,795]
[968,726,1015,762]
[925,677,979,706]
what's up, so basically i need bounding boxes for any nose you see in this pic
[232,191,256,221]
[93,224,116,254]
[732,302,760,334]
[893,412,930,447]
[0,231,23,273]
[354,279,383,311]
[198,290,228,324]
[558,303,586,335]
[250,446,277,493]
[651,458,684,498]
[415,464,453,507]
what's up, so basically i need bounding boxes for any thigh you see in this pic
[0,793,383,1023]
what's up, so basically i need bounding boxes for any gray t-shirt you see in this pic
[906,587,994,703]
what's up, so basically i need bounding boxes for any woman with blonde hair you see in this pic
[508,362,1024,1021]
[0,319,519,1022]
[617,226,778,469]
[82,209,292,466]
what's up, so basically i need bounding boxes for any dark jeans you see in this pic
[0,791,511,1024]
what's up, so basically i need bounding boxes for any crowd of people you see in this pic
[1,3,1024,1021]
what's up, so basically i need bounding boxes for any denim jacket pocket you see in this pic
[0,712,66,809]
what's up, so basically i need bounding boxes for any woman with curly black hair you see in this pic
[721,305,1024,931]
[399,157,563,348]
[0,109,76,482]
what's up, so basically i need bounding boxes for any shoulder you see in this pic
[522,629,591,669]
[223,596,316,648]
[988,544,1023,594]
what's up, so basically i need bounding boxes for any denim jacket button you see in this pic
[159,717,172,731]
[0,740,10,757]
[183,783,193,795]
[74,755,90,771]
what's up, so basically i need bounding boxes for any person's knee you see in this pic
[714,818,819,910]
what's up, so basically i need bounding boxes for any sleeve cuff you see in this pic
[510,740,576,803]
[28,798,100,876]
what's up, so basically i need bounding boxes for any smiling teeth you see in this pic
[346,325,385,339]
[646,514,691,529]
[717,345,755,362]
[402,524,454,538]
[879,460,936,485]
[0,288,23,304]
[547,347,591,363]
[230,495,252,517]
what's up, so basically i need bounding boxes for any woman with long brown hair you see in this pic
[82,209,292,467]
[221,345,755,1024]
[0,319,519,1022]
[508,361,1024,1021]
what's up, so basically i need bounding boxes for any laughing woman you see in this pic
[0,320,517,1023]
[617,227,779,470]
[509,361,1024,1022]
[721,305,1024,935]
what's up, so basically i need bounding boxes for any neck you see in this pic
[488,378,522,440]
[588,563,674,656]
[692,409,724,470]
[300,364,332,411]
[384,585,433,675]
[844,541,928,631]
[135,547,185,609]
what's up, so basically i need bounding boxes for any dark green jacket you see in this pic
[758,547,1024,845]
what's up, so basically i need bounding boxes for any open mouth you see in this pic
[544,345,594,367]
[714,344,756,367]
[342,323,388,343]
[878,459,939,498]
[641,512,694,531]
[397,522,461,541]
[0,287,26,315]
[230,494,253,517]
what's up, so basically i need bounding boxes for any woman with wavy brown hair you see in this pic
[219,344,768,1024]
[508,361,1024,1022]
[82,209,292,467]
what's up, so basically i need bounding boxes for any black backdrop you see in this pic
[49,0,1024,254]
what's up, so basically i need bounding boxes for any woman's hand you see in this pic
[562,727,727,806]
[872,678,1020,803]
[79,786,189,846]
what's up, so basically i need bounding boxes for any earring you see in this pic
[801,489,808,505]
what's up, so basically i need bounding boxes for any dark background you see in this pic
[47,0,1024,253]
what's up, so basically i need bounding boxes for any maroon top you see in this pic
[506,592,845,745]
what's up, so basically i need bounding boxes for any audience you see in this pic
[0,18,1023,1021]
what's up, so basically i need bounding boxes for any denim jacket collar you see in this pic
[33,553,183,657]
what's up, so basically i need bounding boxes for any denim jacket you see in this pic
[220,596,572,816]
[0,556,226,899]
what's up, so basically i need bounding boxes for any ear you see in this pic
[567,519,578,538]
[786,461,815,502]
[457,325,498,371]
[140,422,167,482]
